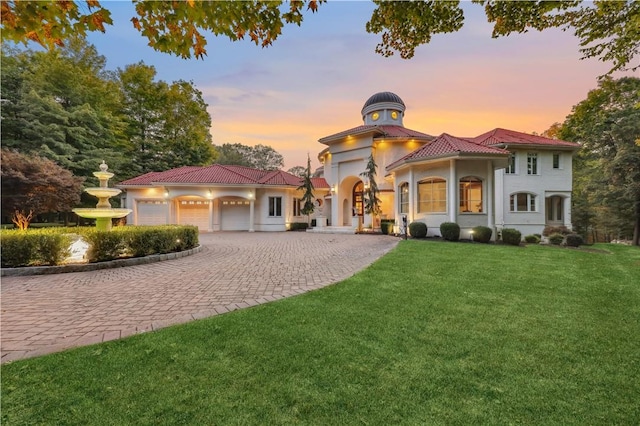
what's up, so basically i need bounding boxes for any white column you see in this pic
[208,199,213,232]
[494,169,505,228]
[214,199,221,231]
[166,199,172,224]
[486,161,494,229]
[564,195,572,229]
[133,199,139,225]
[449,159,457,223]
[249,200,255,232]
[331,164,340,226]
[408,167,415,222]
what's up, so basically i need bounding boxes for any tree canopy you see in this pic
[214,143,284,170]
[1,149,84,229]
[2,1,637,74]
[1,40,216,182]
[558,77,640,245]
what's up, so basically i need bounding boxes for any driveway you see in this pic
[1,232,398,363]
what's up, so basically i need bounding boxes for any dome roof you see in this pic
[362,92,405,110]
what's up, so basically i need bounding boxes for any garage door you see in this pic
[137,200,167,225]
[178,200,210,230]
[220,199,250,231]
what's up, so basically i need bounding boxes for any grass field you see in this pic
[2,241,639,425]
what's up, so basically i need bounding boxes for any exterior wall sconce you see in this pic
[164,189,170,198]
[207,189,214,199]
[248,191,254,199]
[331,184,337,194]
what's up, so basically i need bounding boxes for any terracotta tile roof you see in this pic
[472,128,580,148]
[118,164,330,189]
[319,124,433,144]
[375,125,434,139]
[387,133,508,171]
[311,177,329,189]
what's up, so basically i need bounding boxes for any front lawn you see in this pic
[2,242,639,425]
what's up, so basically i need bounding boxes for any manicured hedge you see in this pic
[472,226,492,243]
[0,229,72,267]
[565,233,584,247]
[440,222,460,241]
[524,234,541,244]
[381,219,395,235]
[501,228,522,246]
[548,233,564,245]
[1,225,199,267]
[289,222,309,231]
[409,221,427,238]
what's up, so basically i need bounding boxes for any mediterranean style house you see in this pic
[118,92,580,238]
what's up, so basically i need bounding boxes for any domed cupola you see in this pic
[361,91,406,126]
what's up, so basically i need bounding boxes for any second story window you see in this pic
[553,153,560,169]
[527,153,538,175]
[505,153,516,174]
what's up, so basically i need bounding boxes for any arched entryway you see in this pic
[353,181,364,217]
[546,195,565,226]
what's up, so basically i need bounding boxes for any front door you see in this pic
[546,196,564,226]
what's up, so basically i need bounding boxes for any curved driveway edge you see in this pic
[1,246,203,277]
[1,232,399,363]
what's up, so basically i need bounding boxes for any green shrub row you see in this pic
[524,234,541,244]
[440,222,460,241]
[548,233,565,245]
[409,222,427,238]
[501,228,522,246]
[381,219,395,235]
[1,226,199,267]
[472,226,493,243]
[289,222,309,231]
[0,229,72,267]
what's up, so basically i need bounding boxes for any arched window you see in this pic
[510,193,537,212]
[459,176,482,213]
[399,183,409,214]
[418,178,446,213]
[352,181,364,216]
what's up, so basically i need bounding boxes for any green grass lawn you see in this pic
[2,241,639,425]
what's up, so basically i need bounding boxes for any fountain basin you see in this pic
[73,208,131,219]
[84,187,122,198]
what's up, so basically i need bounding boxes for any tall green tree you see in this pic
[213,143,284,170]
[360,153,382,229]
[559,77,640,245]
[2,1,637,74]
[1,149,84,229]
[118,63,216,175]
[297,155,315,226]
[0,40,130,179]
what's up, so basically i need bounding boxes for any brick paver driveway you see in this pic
[1,232,398,363]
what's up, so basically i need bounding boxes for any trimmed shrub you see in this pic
[472,226,492,243]
[409,221,427,238]
[548,233,564,245]
[0,229,71,267]
[565,233,584,247]
[381,219,395,235]
[440,222,460,241]
[524,234,541,244]
[289,222,309,231]
[501,228,522,246]
[85,231,127,262]
[543,225,571,237]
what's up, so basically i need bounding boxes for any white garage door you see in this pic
[137,200,167,226]
[220,200,250,231]
[178,200,210,230]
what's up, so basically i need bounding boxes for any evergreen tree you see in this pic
[360,154,382,229]
[298,154,315,226]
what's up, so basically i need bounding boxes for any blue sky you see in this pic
[85,1,629,169]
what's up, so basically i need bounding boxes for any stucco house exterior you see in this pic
[118,165,330,232]
[119,91,580,239]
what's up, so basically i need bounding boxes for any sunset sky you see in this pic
[86,1,633,170]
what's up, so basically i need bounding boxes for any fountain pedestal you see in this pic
[73,161,132,231]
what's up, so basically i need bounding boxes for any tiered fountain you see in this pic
[73,161,131,231]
